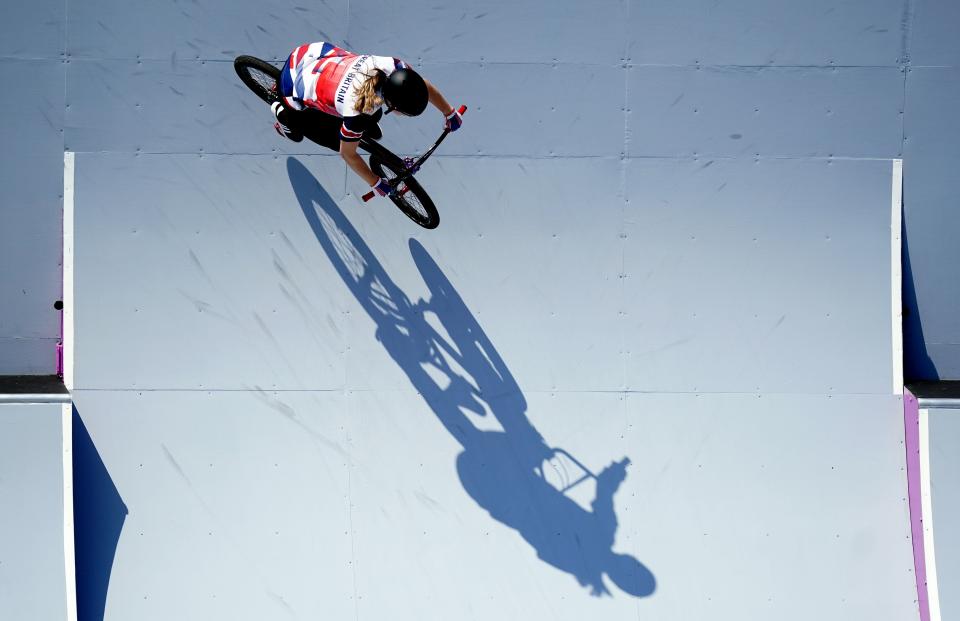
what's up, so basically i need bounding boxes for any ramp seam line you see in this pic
[67,388,905,397]
[20,55,911,70]
[63,151,906,163]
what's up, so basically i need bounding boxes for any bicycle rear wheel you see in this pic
[368,150,440,229]
[234,55,281,104]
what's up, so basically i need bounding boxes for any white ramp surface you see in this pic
[70,156,914,620]
[58,1,918,620]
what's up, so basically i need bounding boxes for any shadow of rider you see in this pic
[288,157,655,597]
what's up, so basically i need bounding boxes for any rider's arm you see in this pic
[339,140,380,186]
[339,115,380,186]
[424,79,462,131]
[423,79,454,116]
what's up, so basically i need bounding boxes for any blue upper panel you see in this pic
[910,0,960,66]
[347,0,630,65]
[0,0,65,58]
[67,0,350,61]
[0,60,64,374]
[63,58,626,158]
[628,0,906,66]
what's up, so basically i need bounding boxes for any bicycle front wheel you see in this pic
[368,150,440,230]
[234,55,281,104]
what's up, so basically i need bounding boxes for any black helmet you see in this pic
[381,68,428,116]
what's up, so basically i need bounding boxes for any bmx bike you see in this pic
[235,55,464,230]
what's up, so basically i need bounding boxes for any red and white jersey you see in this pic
[280,42,406,123]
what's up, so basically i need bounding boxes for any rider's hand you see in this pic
[271,101,303,142]
[372,178,394,197]
[403,157,421,174]
[444,107,463,132]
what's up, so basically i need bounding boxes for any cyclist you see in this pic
[271,41,463,199]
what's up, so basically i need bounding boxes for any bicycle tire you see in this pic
[368,149,440,229]
[234,55,281,104]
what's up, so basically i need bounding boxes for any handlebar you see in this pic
[362,104,468,203]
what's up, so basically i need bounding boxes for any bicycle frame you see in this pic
[361,104,468,202]
[548,448,598,493]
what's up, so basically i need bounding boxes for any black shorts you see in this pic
[286,108,383,153]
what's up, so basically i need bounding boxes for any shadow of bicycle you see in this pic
[287,157,655,597]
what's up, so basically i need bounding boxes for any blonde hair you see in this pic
[354,69,386,114]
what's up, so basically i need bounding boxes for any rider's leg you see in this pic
[366,108,383,140]
[271,102,303,142]
[297,109,347,152]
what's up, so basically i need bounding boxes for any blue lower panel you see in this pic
[627,66,903,158]
[0,338,59,374]
[72,389,354,620]
[72,389,914,620]
[903,67,960,380]
[623,157,896,394]
[73,154,896,394]
[0,403,67,621]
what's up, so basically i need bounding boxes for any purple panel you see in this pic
[905,388,930,621]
